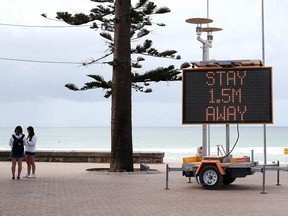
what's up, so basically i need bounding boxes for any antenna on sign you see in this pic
[185,17,223,157]
[185,18,222,62]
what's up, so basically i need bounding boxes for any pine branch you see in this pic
[132,40,181,60]
[82,52,113,66]
[60,0,184,98]
[155,7,171,14]
[56,12,92,25]
[65,65,182,98]
[56,1,114,26]
[135,0,149,9]
[181,62,191,69]
[132,65,181,83]
[65,83,79,91]
[90,0,114,3]
[100,32,113,41]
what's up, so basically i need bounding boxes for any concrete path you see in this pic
[0,162,287,216]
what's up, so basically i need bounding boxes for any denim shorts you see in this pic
[10,151,25,159]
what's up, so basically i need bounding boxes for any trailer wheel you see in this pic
[199,166,223,190]
[222,177,236,185]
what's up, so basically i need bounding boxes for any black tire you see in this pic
[222,177,236,185]
[199,166,223,190]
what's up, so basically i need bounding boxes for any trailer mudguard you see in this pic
[195,160,226,175]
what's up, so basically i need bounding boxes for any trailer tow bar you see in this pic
[165,164,189,190]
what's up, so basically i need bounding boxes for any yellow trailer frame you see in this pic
[182,155,257,189]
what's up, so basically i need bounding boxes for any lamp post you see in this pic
[261,0,267,195]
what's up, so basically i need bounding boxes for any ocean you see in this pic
[1,126,288,164]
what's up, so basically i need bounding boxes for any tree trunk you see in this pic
[110,0,133,172]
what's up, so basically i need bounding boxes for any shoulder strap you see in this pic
[12,134,24,140]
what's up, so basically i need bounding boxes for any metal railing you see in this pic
[216,145,226,156]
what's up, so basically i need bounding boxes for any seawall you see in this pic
[0,150,164,163]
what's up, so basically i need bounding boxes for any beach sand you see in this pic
[0,161,287,216]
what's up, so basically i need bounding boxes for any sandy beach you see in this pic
[0,161,287,216]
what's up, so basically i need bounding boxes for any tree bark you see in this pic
[110,0,133,172]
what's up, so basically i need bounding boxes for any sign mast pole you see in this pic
[185,17,222,156]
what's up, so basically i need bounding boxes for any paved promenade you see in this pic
[1,161,287,216]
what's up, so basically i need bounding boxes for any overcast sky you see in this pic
[0,0,287,127]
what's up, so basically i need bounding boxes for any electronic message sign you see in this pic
[182,67,273,124]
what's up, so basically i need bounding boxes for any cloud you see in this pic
[273,99,288,126]
[0,0,287,127]
[0,98,111,127]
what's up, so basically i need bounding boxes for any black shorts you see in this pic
[25,151,36,156]
[10,151,25,159]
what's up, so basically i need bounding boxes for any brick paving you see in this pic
[0,161,287,216]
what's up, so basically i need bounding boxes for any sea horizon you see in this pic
[1,126,288,164]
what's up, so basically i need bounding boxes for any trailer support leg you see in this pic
[276,161,281,186]
[165,164,170,190]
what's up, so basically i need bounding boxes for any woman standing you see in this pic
[24,126,37,178]
[9,126,27,180]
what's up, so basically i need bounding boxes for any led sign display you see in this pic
[182,67,272,124]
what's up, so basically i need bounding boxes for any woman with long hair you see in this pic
[24,126,37,178]
[9,125,27,180]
